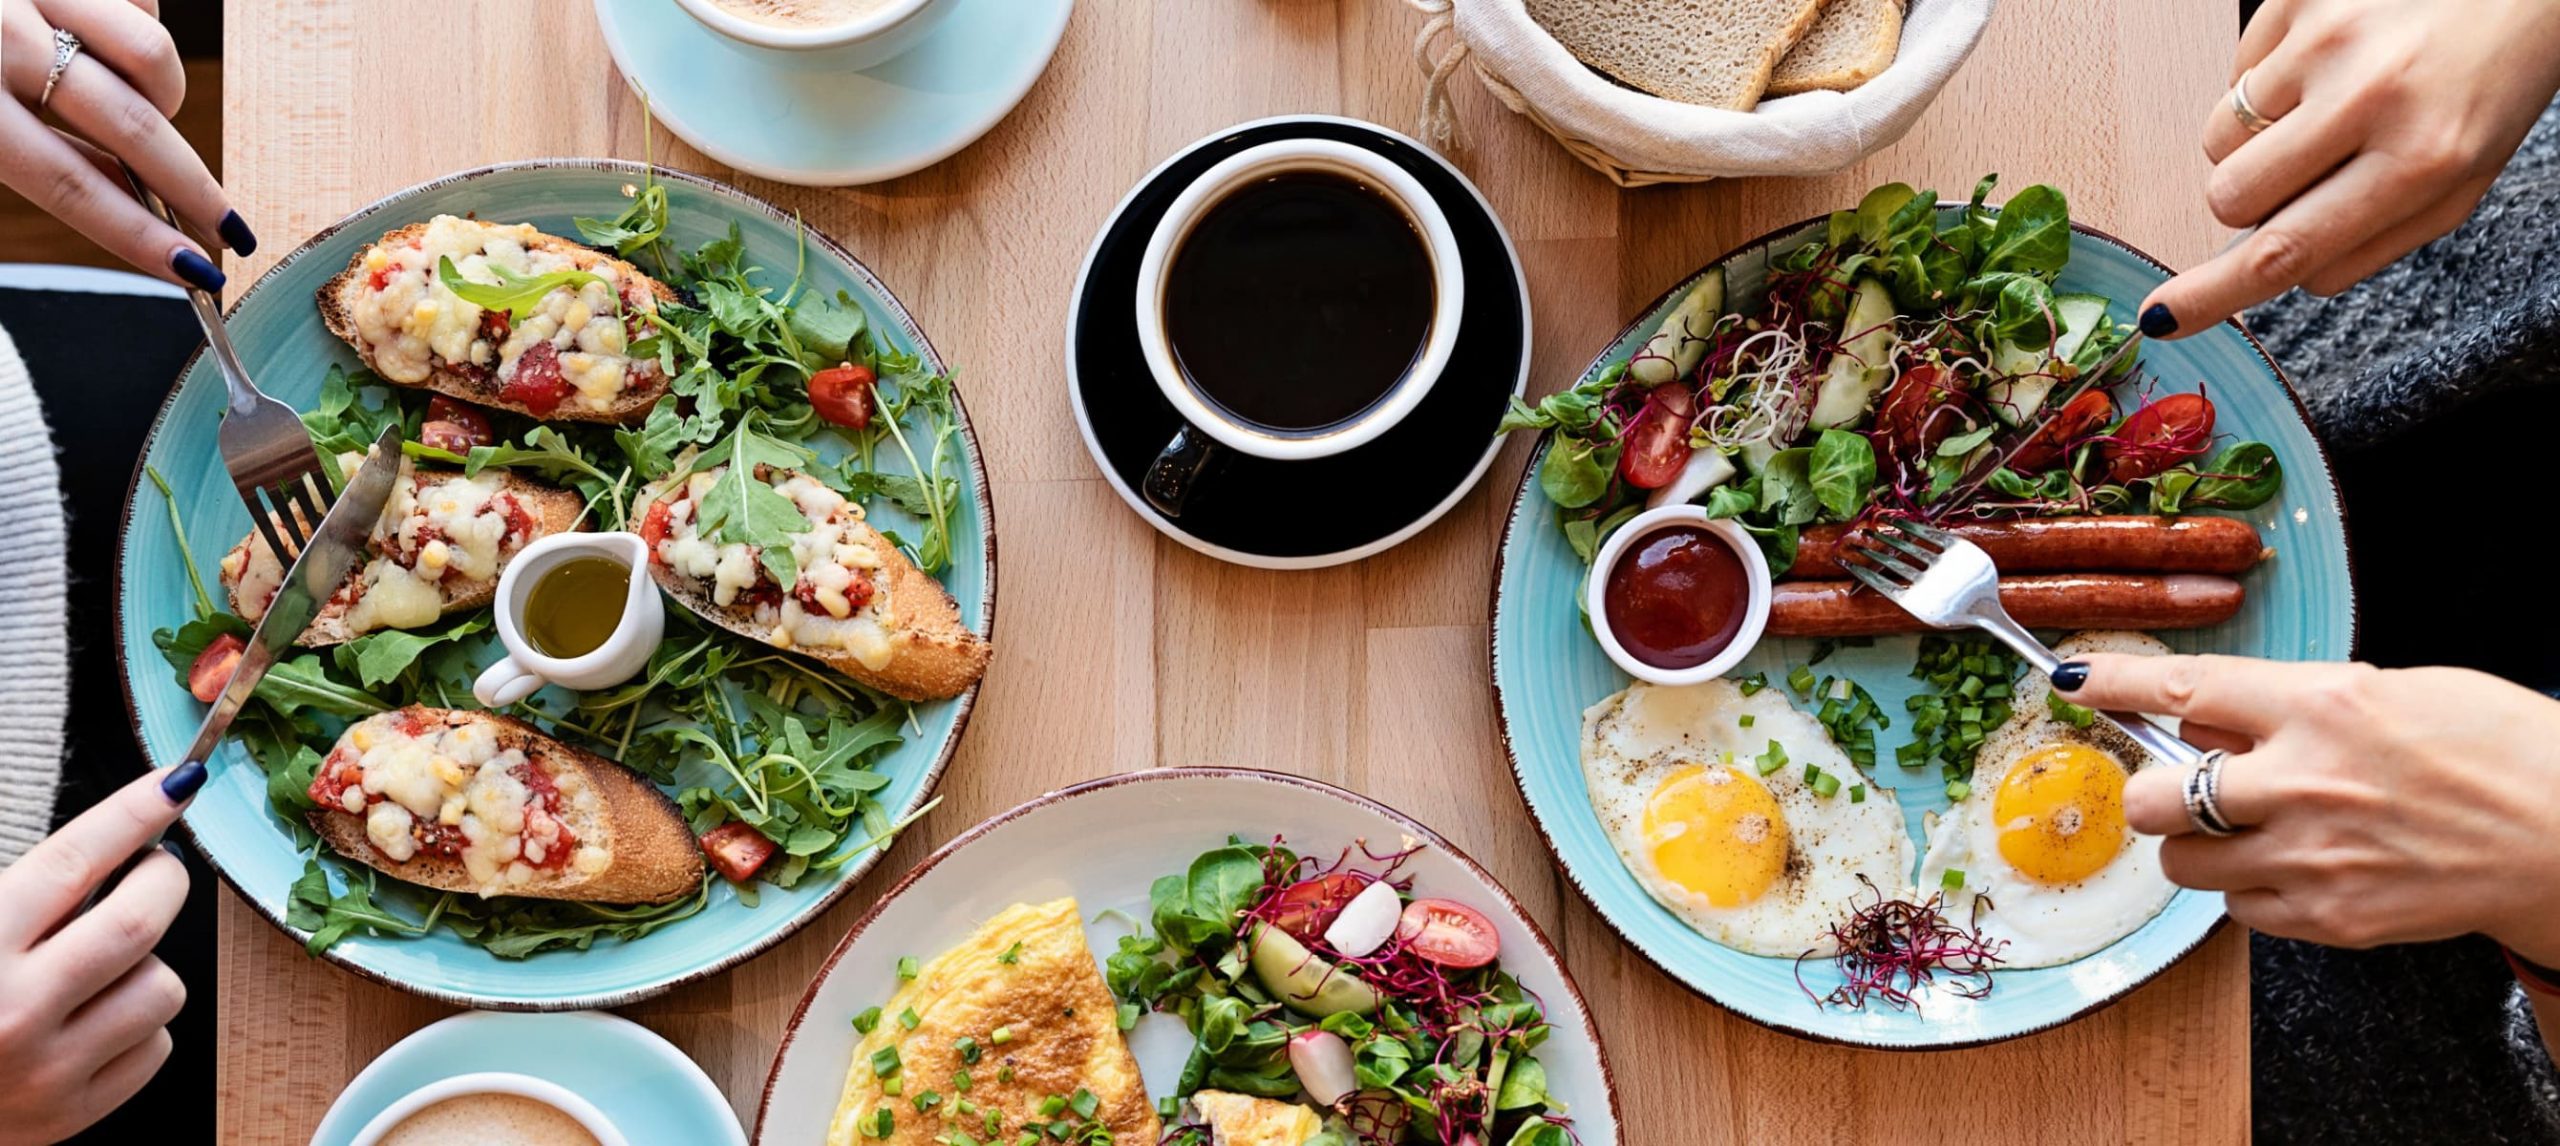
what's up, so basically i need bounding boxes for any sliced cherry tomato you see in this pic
[1394,897,1500,968]
[1875,363,1963,459]
[2009,390,2116,474]
[2104,392,2216,482]
[638,499,674,560]
[700,822,778,883]
[809,363,877,430]
[424,396,496,448]
[1616,386,1697,490]
[1265,872,1369,943]
[499,341,571,417]
[186,632,247,703]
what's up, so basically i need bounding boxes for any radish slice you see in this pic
[1321,880,1402,958]
[1287,1030,1358,1106]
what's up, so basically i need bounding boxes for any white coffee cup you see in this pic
[472,532,663,708]
[345,1071,628,1146]
[670,0,956,68]
[1131,137,1467,517]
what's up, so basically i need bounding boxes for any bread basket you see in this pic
[1409,0,1997,187]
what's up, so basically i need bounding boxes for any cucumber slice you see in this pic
[1627,268,1726,386]
[1808,278,1898,429]
[1982,338,2057,425]
[2051,294,2111,364]
[1248,925,1380,1018]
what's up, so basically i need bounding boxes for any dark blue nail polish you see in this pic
[161,760,207,803]
[171,248,225,293]
[218,210,257,257]
[2050,662,2089,691]
[2139,303,2178,338]
[160,840,188,863]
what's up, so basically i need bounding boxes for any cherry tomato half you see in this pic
[499,341,570,417]
[809,363,877,430]
[187,633,246,703]
[700,822,778,884]
[1265,872,1369,943]
[2104,392,2215,482]
[637,499,674,560]
[1876,363,1963,460]
[1617,386,1697,490]
[424,396,496,449]
[2009,390,2115,474]
[1395,897,1501,968]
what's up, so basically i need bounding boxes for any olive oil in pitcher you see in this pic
[524,556,631,658]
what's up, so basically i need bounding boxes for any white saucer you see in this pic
[307,1011,744,1146]
[593,0,1073,186]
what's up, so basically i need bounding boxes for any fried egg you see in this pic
[1583,679,1913,956]
[1917,631,2180,967]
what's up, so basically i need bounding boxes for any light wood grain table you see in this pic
[213,1,2248,1141]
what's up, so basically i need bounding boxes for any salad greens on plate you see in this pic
[146,166,966,959]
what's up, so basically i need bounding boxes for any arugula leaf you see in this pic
[573,180,670,263]
[786,290,868,371]
[1807,430,1876,521]
[435,256,608,323]
[257,655,391,718]
[335,613,491,689]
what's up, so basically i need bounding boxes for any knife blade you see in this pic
[176,425,406,770]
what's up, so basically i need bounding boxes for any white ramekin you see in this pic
[1584,505,1772,686]
[671,0,953,66]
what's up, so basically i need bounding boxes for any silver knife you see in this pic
[82,427,405,910]
[178,425,405,771]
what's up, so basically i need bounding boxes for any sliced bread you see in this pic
[1523,0,1833,110]
[1769,0,1904,96]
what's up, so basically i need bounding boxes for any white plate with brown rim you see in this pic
[753,768,1620,1143]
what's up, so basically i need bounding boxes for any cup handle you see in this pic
[472,656,546,709]
[1142,422,1219,519]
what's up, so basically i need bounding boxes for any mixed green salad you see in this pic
[144,163,968,958]
[1501,175,2284,571]
[1113,839,1575,1146]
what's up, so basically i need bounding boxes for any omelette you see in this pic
[827,899,1161,1146]
[1188,1090,1326,1145]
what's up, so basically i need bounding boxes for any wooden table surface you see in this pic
[214,1,2247,1141]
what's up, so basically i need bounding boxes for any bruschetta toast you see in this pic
[319,215,678,424]
[308,707,703,903]
[634,464,991,701]
[219,460,583,647]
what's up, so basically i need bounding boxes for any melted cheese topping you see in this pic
[650,466,897,669]
[223,459,535,637]
[346,215,655,412]
[327,713,608,894]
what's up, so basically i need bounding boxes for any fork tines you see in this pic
[246,470,333,562]
[1839,518,1950,594]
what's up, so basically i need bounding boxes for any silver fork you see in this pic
[1840,518,2205,768]
[125,166,335,560]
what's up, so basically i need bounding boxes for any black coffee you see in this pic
[1163,170,1436,433]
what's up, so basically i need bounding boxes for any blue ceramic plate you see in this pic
[592,0,1072,186]
[1491,212,2355,1049]
[115,161,993,1010]
[308,1011,745,1146]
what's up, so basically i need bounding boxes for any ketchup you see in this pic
[1603,526,1749,669]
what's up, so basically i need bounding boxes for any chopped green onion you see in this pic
[871,1046,902,1078]
[1787,665,1817,694]
[997,941,1023,965]
[998,1065,1016,1084]
[898,1007,920,1030]
[1945,780,1971,801]
[1942,868,1966,891]
[882,1076,904,1097]
[1038,1096,1067,1118]
[897,955,921,980]
[955,1036,982,1064]
[852,1006,882,1033]
[1849,784,1867,803]
[990,1025,1013,1045]
[1737,672,1768,696]
[1739,713,1755,728]
[867,1108,894,1139]
[954,1068,973,1093]
[1116,1002,1139,1030]
[1802,763,1821,786]
[911,1090,941,1113]
[1810,770,1842,798]
[1070,1089,1100,1119]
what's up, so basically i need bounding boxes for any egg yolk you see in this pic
[1993,743,2130,886]
[1641,763,1791,907]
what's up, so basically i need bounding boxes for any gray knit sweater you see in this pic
[0,323,69,867]
[2244,96,2560,1145]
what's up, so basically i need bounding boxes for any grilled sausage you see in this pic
[1787,516,2268,579]
[1767,574,2246,636]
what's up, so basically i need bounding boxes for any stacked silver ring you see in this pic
[2182,749,2239,836]
[40,28,84,112]
[2230,67,2277,134]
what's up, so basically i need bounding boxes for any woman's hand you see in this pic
[2053,654,2560,967]
[0,0,250,291]
[0,763,201,1146]
[2136,0,2560,339]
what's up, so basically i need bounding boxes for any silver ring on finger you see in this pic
[2183,749,2240,837]
[39,28,85,113]
[2230,68,2278,135]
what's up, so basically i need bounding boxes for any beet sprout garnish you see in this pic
[1795,875,2006,1012]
